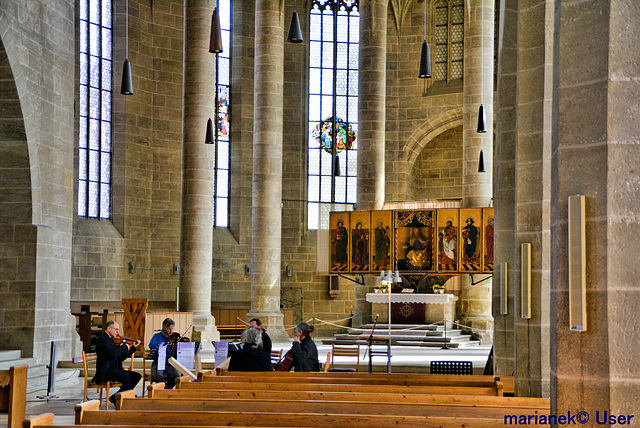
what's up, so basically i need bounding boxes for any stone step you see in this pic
[361,324,438,330]
[27,368,81,393]
[0,356,38,370]
[0,349,23,363]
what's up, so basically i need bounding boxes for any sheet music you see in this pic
[213,341,229,368]
[157,343,167,371]
[176,341,196,370]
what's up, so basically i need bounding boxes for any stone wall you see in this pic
[409,126,463,200]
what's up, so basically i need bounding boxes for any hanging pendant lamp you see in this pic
[120,0,133,95]
[205,118,214,144]
[121,59,133,95]
[418,0,431,78]
[209,7,223,53]
[477,103,487,133]
[478,149,486,173]
[287,0,303,43]
[333,154,341,176]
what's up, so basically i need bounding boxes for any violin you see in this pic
[276,325,315,372]
[167,332,190,343]
[167,325,192,343]
[112,335,138,346]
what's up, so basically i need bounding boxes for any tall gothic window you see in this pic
[307,0,359,230]
[213,0,231,228]
[434,0,464,82]
[78,0,112,218]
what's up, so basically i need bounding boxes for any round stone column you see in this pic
[356,0,386,211]
[247,0,288,342]
[459,0,494,343]
[462,0,493,208]
[179,0,219,346]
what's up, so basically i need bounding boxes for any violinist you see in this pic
[291,322,320,372]
[148,317,180,389]
[93,321,141,406]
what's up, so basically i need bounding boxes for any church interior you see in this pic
[1,0,639,423]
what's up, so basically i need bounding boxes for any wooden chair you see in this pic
[328,344,360,372]
[81,350,134,409]
[141,349,155,397]
[270,349,283,366]
[323,352,332,372]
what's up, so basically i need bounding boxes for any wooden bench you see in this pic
[116,393,547,419]
[73,400,505,427]
[0,365,27,428]
[144,385,549,409]
[200,372,501,387]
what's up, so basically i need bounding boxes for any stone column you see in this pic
[493,0,518,384]
[356,0,386,211]
[462,0,493,208]
[552,0,640,417]
[459,0,494,344]
[179,0,219,346]
[247,0,288,342]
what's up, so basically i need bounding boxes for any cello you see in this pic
[276,325,315,371]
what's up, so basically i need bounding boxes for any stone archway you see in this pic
[0,37,37,354]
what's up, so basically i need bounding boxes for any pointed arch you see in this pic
[404,107,464,168]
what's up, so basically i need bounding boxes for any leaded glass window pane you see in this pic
[433,0,464,82]
[213,0,231,227]
[307,0,359,230]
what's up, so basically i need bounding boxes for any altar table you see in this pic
[366,293,457,324]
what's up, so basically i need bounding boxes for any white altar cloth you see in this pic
[366,292,457,305]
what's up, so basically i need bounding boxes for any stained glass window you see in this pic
[434,0,464,82]
[308,0,359,230]
[78,0,112,218]
[214,0,231,228]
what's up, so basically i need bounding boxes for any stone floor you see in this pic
[1,340,491,426]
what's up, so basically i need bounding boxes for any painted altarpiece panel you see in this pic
[370,210,393,272]
[349,211,370,272]
[483,208,494,272]
[436,209,459,272]
[395,210,436,272]
[459,208,483,272]
[329,212,350,272]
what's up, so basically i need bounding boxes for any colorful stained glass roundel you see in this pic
[312,116,357,154]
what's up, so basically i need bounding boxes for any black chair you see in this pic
[429,360,473,375]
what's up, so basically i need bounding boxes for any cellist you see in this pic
[291,322,320,372]
[93,321,141,405]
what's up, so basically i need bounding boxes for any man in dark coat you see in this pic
[249,318,272,355]
[93,320,141,404]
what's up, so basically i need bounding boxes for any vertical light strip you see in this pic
[499,262,507,315]
[568,195,587,331]
[521,243,531,319]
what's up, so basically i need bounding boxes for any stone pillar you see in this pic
[512,0,553,398]
[459,0,494,345]
[352,282,372,328]
[493,0,518,384]
[552,0,640,417]
[179,0,219,346]
[462,0,493,208]
[248,0,288,342]
[356,0,386,211]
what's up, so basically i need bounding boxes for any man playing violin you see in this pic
[93,321,142,405]
[148,317,180,389]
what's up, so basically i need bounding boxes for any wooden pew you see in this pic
[0,365,28,428]
[199,372,501,387]
[73,400,504,427]
[144,385,550,409]
[176,378,504,396]
[116,395,546,419]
